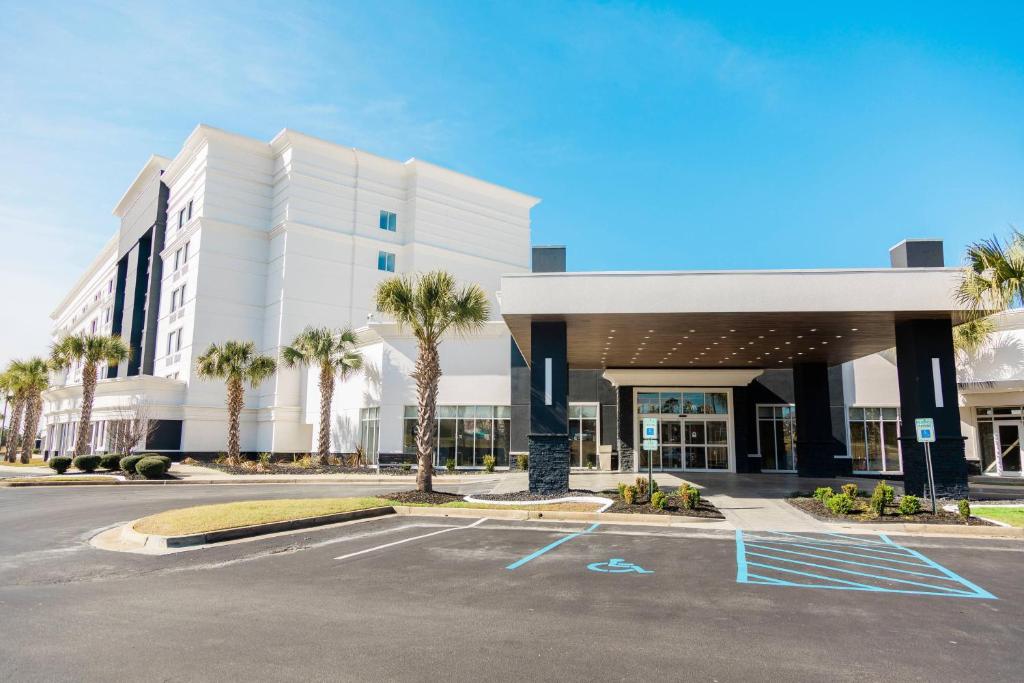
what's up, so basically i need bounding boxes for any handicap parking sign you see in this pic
[915,418,935,443]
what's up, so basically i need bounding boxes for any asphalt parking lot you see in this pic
[1,485,1023,681]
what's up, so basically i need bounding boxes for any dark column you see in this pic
[895,317,968,497]
[509,338,530,458]
[794,362,849,477]
[616,385,634,472]
[139,182,169,376]
[528,321,570,493]
[732,385,758,473]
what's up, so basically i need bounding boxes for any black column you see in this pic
[794,362,849,477]
[616,385,634,472]
[895,317,968,497]
[528,321,569,493]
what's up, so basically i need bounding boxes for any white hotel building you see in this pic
[38,124,1024,484]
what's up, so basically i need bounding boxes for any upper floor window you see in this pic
[377,250,395,272]
[187,199,193,220]
[379,210,397,232]
[166,329,182,355]
[90,319,97,334]
[173,241,191,271]
[107,278,113,294]
[170,284,186,312]
[178,208,186,230]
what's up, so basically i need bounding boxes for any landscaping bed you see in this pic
[602,492,723,518]
[789,482,993,525]
[382,490,602,511]
[201,460,495,476]
[971,506,1024,528]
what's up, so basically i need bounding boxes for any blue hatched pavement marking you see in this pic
[735,530,996,599]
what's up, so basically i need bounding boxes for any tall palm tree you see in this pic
[0,362,27,463]
[13,358,51,463]
[281,327,363,463]
[375,271,490,492]
[196,340,277,464]
[956,230,1024,354]
[50,333,131,456]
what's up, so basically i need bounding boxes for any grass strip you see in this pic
[972,506,1024,528]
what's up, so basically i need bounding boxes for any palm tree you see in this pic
[281,327,363,464]
[375,271,490,492]
[0,362,27,463]
[956,230,1024,354]
[196,340,277,464]
[16,357,51,463]
[50,333,131,456]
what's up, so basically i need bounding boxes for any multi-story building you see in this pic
[37,124,1024,491]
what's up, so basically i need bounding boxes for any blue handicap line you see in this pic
[878,534,998,600]
[587,558,654,574]
[742,542,951,580]
[744,538,937,569]
[506,523,600,570]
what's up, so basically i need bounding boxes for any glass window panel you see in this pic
[403,419,417,455]
[707,446,728,469]
[866,420,883,470]
[881,407,898,420]
[660,392,681,414]
[780,405,795,419]
[457,419,475,466]
[994,407,1015,415]
[978,420,996,473]
[581,404,598,419]
[685,446,706,469]
[662,446,682,469]
[977,407,993,416]
[637,393,660,414]
[850,421,867,470]
[849,407,864,420]
[474,405,493,419]
[758,420,777,470]
[569,404,581,419]
[569,418,582,467]
[580,419,597,468]
[458,405,473,418]
[882,421,900,471]
[706,421,728,445]
[493,419,510,467]
[437,419,456,466]
[660,421,681,445]
[781,417,796,471]
[438,406,458,418]
[681,393,704,414]
[865,407,881,420]
[684,422,706,445]
[638,446,651,469]
[404,406,417,418]
[495,406,511,419]
[476,418,493,461]
[706,393,728,415]
[757,406,774,419]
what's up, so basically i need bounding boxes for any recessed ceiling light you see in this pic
[720,336,727,339]
[705,347,711,350]
[610,329,616,333]
[689,329,696,333]
[769,329,776,332]
[683,336,689,339]
[648,329,654,333]
[785,341,791,345]
[797,352,803,355]
[713,342,719,345]
[822,341,828,345]
[778,360,783,364]
[729,329,736,332]
[700,352,705,355]
[809,347,815,350]
[836,335,842,338]
[810,328,817,332]
[774,347,780,350]
[758,335,764,339]
[851,328,858,331]
[797,335,803,339]
[747,360,753,363]
[608,336,614,339]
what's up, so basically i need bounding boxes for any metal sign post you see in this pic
[915,418,937,514]
[642,418,658,501]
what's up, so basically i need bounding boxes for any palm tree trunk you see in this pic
[74,361,97,456]
[20,392,42,464]
[318,363,334,463]
[227,376,243,464]
[412,341,441,492]
[6,395,25,463]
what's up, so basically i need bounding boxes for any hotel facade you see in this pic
[38,125,1024,494]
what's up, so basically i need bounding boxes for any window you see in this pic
[104,307,110,323]
[187,199,193,220]
[378,210,397,232]
[173,241,191,271]
[184,241,190,262]
[636,391,727,415]
[975,407,1024,475]
[569,404,599,468]
[166,329,182,355]
[90,319,97,334]
[178,208,186,230]
[377,250,395,272]
[757,405,796,471]
[848,407,901,472]
[170,284,186,312]
[403,405,511,468]
[107,279,113,294]
[359,407,380,463]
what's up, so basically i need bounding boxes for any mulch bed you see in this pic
[789,496,994,526]
[473,489,723,518]
[201,462,492,476]
[472,490,598,502]
[382,490,466,505]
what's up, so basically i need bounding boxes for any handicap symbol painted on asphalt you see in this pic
[587,558,653,574]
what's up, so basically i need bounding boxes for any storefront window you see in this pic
[848,407,900,472]
[359,407,379,464]
[569,403,599,467]
[402,405,511,468]
[757,405,796,471]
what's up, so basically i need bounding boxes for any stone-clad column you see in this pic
[794,362,849,477]
[895,317,968,497]
[528,321,570,493]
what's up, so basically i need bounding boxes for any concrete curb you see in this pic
[825,521,1024,539]
[1,476,491,487]
[393,505,724,526]
[124,506,396,549]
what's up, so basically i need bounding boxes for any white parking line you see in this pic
[334,517,489,561]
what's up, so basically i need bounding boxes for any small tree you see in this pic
[955,230,1024,353]
[281,326,363,464]
[16,357,50,463]
[195,340,277,464]
[108,399,157,455]
[50,333,131,456]
[375,271,489,492]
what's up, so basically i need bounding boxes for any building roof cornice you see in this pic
[162,124,272,187]
[112,154,171,217]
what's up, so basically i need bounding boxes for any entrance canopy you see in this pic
[500,267,974,369]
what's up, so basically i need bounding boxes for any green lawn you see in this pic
[0,458,49,468]
[972,506,1024,528]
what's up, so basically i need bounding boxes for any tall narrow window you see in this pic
[377,251,395,272]
[848,407,901,472]
[187,199,193,220]
[178,208,185,229]
[569,404,599,468]
[757,404,797,471]
[378,210,397,232]
[359,407,380,464]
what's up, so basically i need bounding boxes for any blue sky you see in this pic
[1,1,1023,363]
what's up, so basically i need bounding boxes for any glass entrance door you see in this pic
[994,422,1023,475]
[683,418,729,470]
[635,388,732,472]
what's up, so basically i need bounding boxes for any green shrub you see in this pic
[813,486,834,503]
[825,492,855,515]
[841,483,858,499]
[516,453,528,471]
[401,461,412,472]
[258,452,272,466]
[869,481,895,516]
[617,482,627,498]
[623,485,637,505]
[679,485,700,510]
[482,455,496,473]
[586,457,594,470]
[48,456,72,474]
[445,458,456,473]
[149,455,172,471]
[634,477,649,502]
[650,479,659,494]
[650,491,668,510]
[99,453,123,471]
[120,454,145,475]
[898,494,921,515]
[72,454,102,473]
[136,457,167,479]
[958,499,971,520]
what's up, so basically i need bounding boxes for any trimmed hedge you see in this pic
[72,455,102,473]
[99,453,123,471]
[120,454,145,475]
[144,454,172,471]
[136,457,167,479]
[49,456,72,474]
